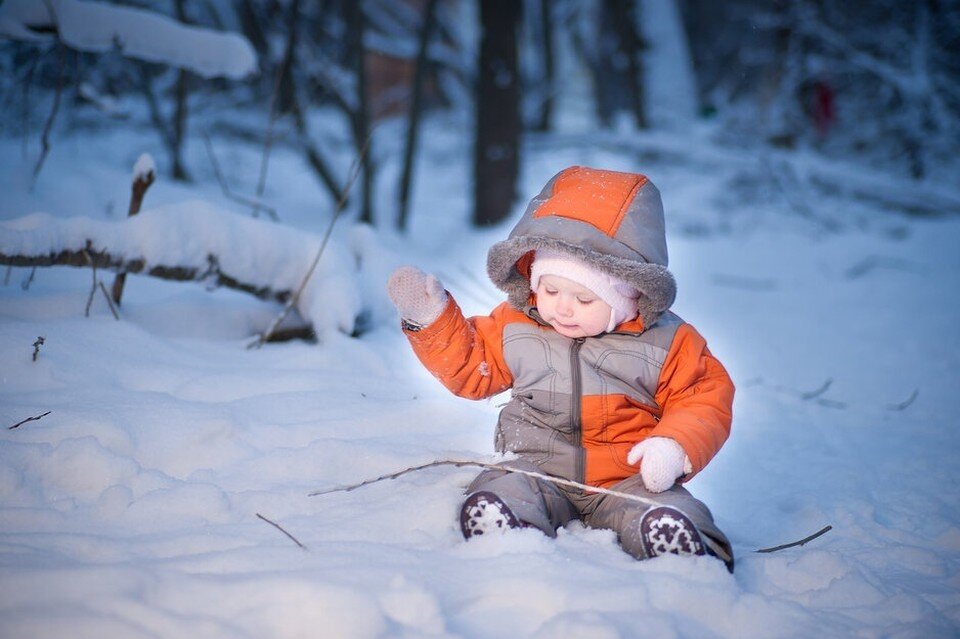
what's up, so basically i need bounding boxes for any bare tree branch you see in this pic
[32,43,68,186]
[256,513,308,550]
[1,241,292,304]
[9,410,52,430]
[202,131,279,220]
[756,525,833,553]
[250,135,370,348]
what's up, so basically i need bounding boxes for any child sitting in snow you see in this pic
[387,166,735,571]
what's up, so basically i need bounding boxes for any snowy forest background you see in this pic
[1,1,959,637]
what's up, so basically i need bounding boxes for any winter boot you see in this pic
[638,505,707,559]
[459,491,523,539]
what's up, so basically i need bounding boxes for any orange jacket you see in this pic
[404,296,733,488]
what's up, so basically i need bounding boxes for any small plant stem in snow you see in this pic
[756,525,833,553]
[98,281,120,320]
[21,267,36,290]
[9,410,52,430]
[82,250,98,317]
[256,513,307,550]
[32,336,45,361]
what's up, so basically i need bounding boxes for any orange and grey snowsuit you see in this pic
[401,167,734,560]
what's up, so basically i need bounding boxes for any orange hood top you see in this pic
[486,166,676,329]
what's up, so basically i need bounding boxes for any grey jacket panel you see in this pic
[495,313,683,482]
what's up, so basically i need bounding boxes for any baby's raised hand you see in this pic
[627,437,690,493]
[387,266,448,328]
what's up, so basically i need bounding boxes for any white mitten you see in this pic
[626,437,692,493]
[387,266,448,328]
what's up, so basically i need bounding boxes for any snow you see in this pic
[2,54,960,639]
[0,0,256,80]
[132,154,156,182]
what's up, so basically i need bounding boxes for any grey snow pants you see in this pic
[465,460,733,564]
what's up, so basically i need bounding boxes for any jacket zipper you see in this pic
[570,337,585,486]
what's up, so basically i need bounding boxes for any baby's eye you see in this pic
[543,287,558,295]
[577,297,595,305]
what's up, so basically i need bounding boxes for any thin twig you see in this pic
[9,410,52,430]
[887,389,919,411]
[202,131,279,221]
[251,10,290,219]
[32,43,67,186]
[82,249,97,317]
[21,266,36,290]
[756,525,833,553]
[250,135,371,348]
[800,378,833,400]
[309,459,666,510]
[256,513,308,550]
[98,281,120,320]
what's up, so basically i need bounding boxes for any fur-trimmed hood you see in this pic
[487,166,676,329]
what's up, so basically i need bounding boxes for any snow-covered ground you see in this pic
[1,107,959,638]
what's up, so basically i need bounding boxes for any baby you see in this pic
[388,166,735,571]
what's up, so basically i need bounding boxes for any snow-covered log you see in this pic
[0,0,256,80]
[0,202,363,337]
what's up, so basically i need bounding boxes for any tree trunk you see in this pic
[473,0,521,227]
[533,0,555,132]
[171,0,191,181]
[397,0,440,231]
[345,0,374,225]
[594,0,646,128]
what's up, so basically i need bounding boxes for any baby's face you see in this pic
[535,274,612,338]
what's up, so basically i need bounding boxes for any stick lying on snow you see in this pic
[309,459,832,557]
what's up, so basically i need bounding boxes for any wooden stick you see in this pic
[9,410,52,430]
[309,458,666,510]
[250,135,370,348]
[256,513,307,550]
[310,458,825,559]
[98,280,120,320]
[82,249,97,317]
[111,160,155,306]
[32,43,67,185]
[756,525,833,553]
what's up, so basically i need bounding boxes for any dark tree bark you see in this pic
[397,0,440,231]
[171,0,191,181]
[473,0,522,227]
[110,165,155,306]
[533,0,555,132]
[594,0,646,128]
[344,0,374,225]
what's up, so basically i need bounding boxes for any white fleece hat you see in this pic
[530,249,640,332]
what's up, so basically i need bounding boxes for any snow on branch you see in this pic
[0,203,363,338]
[0,0,257,79]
